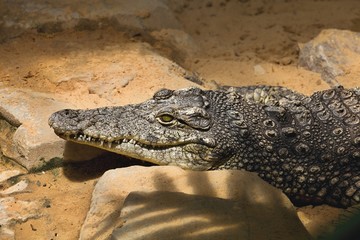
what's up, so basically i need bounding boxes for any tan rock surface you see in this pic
[111,191,311,240]
[80,166,308,240]
[0,197,42,240]
[299,29,360,85]
[0,170,42,240]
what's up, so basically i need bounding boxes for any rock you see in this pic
[150,29,199,62]
[80,166,310,240]
[297,204,360,239]
[0,88,75,170]
[0,0,181,42]
[0,180,28,195]
[32,39,202,106]
[324,204,360,239]
[298,29,360,86]
[0,169,41,239]
[0,197,42,240]
[111,191,311,240]
[0,170,22,183]
[253,64,266,75]
[112,0,181,32]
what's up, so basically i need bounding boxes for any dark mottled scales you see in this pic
[49,85,360,208]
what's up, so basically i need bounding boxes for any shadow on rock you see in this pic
[112,191,251,240]
[79,166,311,240]
[110,171,310,240]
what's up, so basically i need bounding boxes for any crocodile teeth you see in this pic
[78,134,88,141]
[107,141,112,148]
[129,139,136,144]
[100,140,104,146]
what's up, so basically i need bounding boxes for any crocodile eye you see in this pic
[157,114,175,125]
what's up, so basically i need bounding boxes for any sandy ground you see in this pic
[1,0,360,239]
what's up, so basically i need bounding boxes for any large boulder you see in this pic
[111,191,311,240]
[0,0,181,41]
[0,89,74,170]
[80,166,311,240]
[299,29,360,86]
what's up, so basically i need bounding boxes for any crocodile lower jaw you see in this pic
[60,132,183,151]
[57,132,215,170]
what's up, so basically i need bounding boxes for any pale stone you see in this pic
[299,29,360,86]
[0,180,29,195]
[111,191,311,240]
[0,170,21,183]
[0,197,42,240]
[254,64,266,75]
[80,166,310,240]
[150,29,200,61]
[0,88,75,170]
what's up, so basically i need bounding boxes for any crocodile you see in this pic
[48,85,360,208]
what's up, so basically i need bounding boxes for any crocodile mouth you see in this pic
[63,133,180,150]
[57,131,216,170]
[56,129,217,170]
[58,131,216,151]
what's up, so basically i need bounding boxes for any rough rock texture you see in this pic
[0,170,41,240]
[0,197,42,240]
[111,191,311,240]
[0,89,75,170]
[299,29,360,86]
[0,0,181,42]
[80,166,308,240]
[0,170,21,182]
[325,204,360,239]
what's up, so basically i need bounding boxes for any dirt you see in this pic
[1,0,360,239]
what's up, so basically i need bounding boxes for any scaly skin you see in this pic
[49,86,360,208]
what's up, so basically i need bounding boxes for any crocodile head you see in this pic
[49,87,247,170]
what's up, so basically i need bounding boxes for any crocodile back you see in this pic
[308,87,360,162]
[221,86,360,207]
[264,86,360,207]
